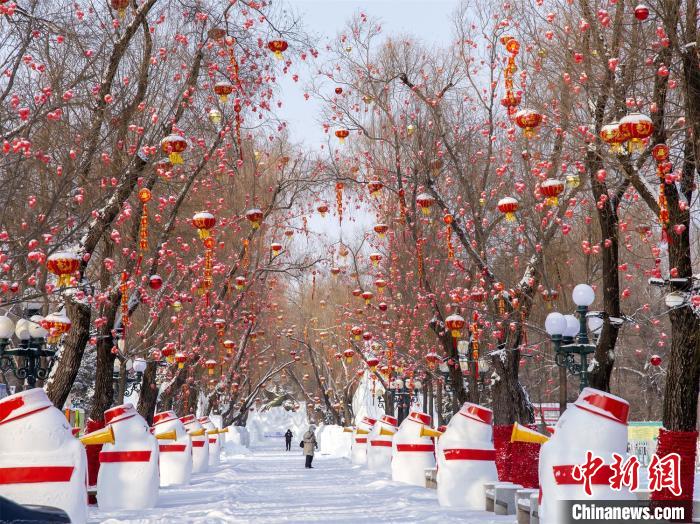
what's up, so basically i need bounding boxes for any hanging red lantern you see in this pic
[599,122,627,154]
[367,180,383,197]
[514,109,543,139]
[361,291,374,305]
[234,276,246,290]
[267,40,288,59]
[47,252,80,287]
[350,326,362,340]
[214,81,234,103]
[374,278,387,293]
[540,179,565,206]
[174,352,187,369]
[192,211,216,239]
[335,87,343,95]
[335,129,350,143]
[366,356,380,372]
[111,0,129,17]
[369,252,383,267]
[245,208,263,229]
[204,359,218,375]
[330,266,341,276]
[161,134,188,165]
[343,348,355,364]
[271,243,283,256]
[445,314,466,338]
[416,193,435,215]
[41,311,72,344]
[425,351,440,369]
[497,197,519,222]
[618,113,653,152]
[373,224,389,238]
[378,302,388,312]
[148,274,163,290]
[317,203,329,217]
[161,343,176,364]
[223,340,236,354]
[362,332,373,342]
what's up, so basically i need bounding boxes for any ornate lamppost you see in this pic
[113,357,148,397]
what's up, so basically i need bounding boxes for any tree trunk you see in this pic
[137,361,159,425]
[46,300,91,408]
[491,349,535,425]
[89,301,118,420]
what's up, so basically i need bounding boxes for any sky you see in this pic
[276,0,462,147]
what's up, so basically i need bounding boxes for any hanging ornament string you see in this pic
[471,312,480,376]
[136,188,151,274]
[226,37,243,162]
[416,237,424,287]
[651,144,671,245]
[336,182,344,225]
[444,213,454,259]
[120,271,130,332]
[500,36,521,116]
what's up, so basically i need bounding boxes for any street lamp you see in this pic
[545,284,597,392]
[113,357,147,397]
[0,305,56,388]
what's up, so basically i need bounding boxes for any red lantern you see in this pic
[361,291,374,305]
[235,276,246,290]
[47,252,80,287]
[335,129,350,143]
[41,311,72,344]
[599,122,627,154]
[317,203,329,217]
[335,87,343,95]
[111,0,129,16]
[214,81,234,103]
[445,314,466,338]
[367,180,383,197]
[362,332,373,342]
[514,109,543,139]
[650,355,662,367]
[161,134,188,165]
[267,40,288,59]
[634,4,649,20]
[223,340,236,353]
[245,208,263,229]
[373,224,389,238]
[192,211,216,239]
[330,266,341,276]
[343,348,355,364]
[540,179,565,207]
[497,197,519,222]
[618,113,653,152]
[366,356,380,372]
[375,278,387,293]
[204,359,218,375]
[350,326,362,340]
[271,243,283,256]
[416,193,435,215]
[369,252,383,267]
[161,343,176,363]
[174,352,187,369]
[425,352,440,369]
[148,275,163,290]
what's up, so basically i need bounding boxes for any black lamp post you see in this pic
[112,357,148,397]
[0,301,56,388]
[545,283,598,393]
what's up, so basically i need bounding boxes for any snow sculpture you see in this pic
[97,403,159,510]
[152,410,192,487]
[181,414,210,473]
[436,402,498,508]
[391,411,436,486]
[539,387,633,523]
[199,416,222,467]
[0,388,88,524]
[367,414,398,474]
[350,415,376,465]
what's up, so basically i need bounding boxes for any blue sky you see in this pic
[276,0,461,146]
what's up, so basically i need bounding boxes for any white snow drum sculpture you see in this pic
[152,410,193,487]
[391,411,437,486]
[181,414,210,473]
[199,416,225,467]
[436,402,498,508]
[97,403,159,510]
[538,387,633,523]
[0,388,89,524]
[367,414,398,474]
[349,415,376,465]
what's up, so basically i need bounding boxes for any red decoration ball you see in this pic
[634,4,649,21]
[149,275,163,290]
[650,354,662,366]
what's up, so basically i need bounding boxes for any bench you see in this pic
[484,481,497,512]
[424,468,437,489]
[494,483,523,515]
[516,489,538,524]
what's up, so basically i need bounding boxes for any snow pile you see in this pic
[224,425,251,452]
[245,406,308,445]
[317,424,351,457]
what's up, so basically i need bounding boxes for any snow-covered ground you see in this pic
[90,441,512,523]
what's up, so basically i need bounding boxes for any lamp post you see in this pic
[0,301,55,388]
[385,376,421,424]
[113,357,147,397]
[545,284,597,394]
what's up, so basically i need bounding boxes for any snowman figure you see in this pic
[539,387,634,523]
[97,403,159,510]
[367,414,398,474]
[350,416,376,465]
[436,402,498,508]
[181,414,209,473]
[391,411,436,486]
[152,410,192,487]
[199,416,221,467]
[0,388,88,524]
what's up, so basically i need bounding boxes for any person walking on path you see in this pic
[302,425,318,468]
[284,429,293,451]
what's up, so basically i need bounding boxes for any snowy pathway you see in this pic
[91,444,513,523]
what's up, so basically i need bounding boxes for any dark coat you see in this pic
[284,430,293,442]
